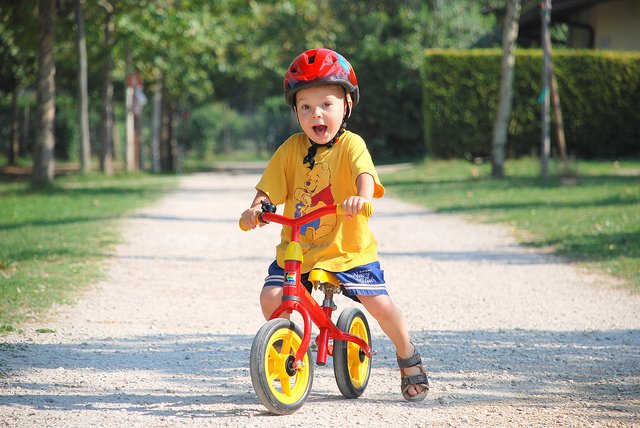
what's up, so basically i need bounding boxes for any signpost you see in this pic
[125,73,146,171]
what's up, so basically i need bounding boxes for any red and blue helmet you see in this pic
[284,48,359,108]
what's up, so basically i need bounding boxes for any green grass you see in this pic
[380,158,640,289]
[0,172,178,332]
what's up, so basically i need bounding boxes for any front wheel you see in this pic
[249,319,314,415]
[333,307,372,398]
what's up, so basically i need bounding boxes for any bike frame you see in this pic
[258,204,372,371]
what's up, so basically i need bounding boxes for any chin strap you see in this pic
[303,121,347,170]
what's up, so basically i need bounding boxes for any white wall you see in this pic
[572,0,640,51]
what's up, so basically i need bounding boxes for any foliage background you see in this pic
[423,49,640,159]
[0,0,505,165]
[1,1,637,168]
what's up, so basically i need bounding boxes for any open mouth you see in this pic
[312,125,328,137]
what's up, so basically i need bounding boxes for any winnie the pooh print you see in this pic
[293,162,337,246]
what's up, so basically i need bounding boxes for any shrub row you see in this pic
[423,49,640,159]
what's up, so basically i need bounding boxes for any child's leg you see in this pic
[358,295,412,356]
[358,294,427,398]
[260,285,283,320]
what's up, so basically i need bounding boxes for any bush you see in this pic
[423,49,640,159]
[178,102,252,158]
[54,94,79,161]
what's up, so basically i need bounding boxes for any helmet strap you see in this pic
[304,120,347,170]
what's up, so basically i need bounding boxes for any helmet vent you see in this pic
[308,55,316,64]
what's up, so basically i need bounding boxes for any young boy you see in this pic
[240,48,429,402]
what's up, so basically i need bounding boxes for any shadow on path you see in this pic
[1,328,638,422]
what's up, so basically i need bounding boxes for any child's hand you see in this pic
[341,196,368,217]
[240,206,263,230]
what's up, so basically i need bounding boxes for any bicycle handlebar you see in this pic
[239,202,373,232]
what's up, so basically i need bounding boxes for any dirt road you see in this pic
[1,172,639,427]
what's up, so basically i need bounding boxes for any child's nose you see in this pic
[312,106,322,117]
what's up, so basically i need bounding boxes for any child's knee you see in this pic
[261,285,281,298]
[259,286,282,316]
[260,287,282,308]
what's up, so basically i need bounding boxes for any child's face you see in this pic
[294,85,350,145]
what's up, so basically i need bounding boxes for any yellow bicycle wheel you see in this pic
[333,307,372,398]
[250,319,314,414]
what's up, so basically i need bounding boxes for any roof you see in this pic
[520,0,603,26]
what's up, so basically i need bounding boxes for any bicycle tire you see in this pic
[333,307,372,398]
[249,318,314,414]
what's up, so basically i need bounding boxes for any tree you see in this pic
[3,0,517,174]
[540,0,551,177]
[1,3,37,166]
[75,0,91,173]
[99,0,114,175]
[115,0,231,171]
[491,0,521,178]
[539,0,568,177]
[424,0,503,49]
[32,0,56,187]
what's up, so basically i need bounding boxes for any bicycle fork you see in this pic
[270,241,372,371]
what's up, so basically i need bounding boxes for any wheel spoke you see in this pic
[279,372,292,395]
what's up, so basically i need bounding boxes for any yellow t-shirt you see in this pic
[256,131,385,273]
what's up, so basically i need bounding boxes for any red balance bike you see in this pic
[240,201,374,415]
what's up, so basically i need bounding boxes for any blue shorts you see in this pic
[264,260,387,303]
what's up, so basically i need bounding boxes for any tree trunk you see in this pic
[75,0,91,173]
[100,1,114,175]
[9,87,20,166]
[125,82,135,171]
[125,51,135,172]
[540,0,552,178]
[32,0,56,188]
[160,83,175,173]
[23,104,31,155]
[491,0,521,178]
[550,69,568,174]
[151,85,162,173]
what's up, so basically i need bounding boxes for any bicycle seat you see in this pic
[309,269,340,291]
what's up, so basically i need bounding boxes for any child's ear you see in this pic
[345,93,353,118]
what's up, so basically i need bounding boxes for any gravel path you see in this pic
[1,171,639,427]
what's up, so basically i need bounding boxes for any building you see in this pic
[518,0,640,51]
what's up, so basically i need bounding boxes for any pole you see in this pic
[151,88,162,174]
[491,0,522,178]
[550,67,568,174]
[125,83,135,172]
[540,0,551,178]
[75,0,91,173]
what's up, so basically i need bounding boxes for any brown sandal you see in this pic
[397,344,429,402]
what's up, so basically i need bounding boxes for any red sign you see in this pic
[126,73,142,88]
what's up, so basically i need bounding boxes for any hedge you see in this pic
[423,49,640,159]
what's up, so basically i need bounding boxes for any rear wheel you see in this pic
[333,308,372,398]
[249,319,314,415]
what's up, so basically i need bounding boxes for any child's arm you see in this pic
[241,190,272,229]
[342,173,374,216]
